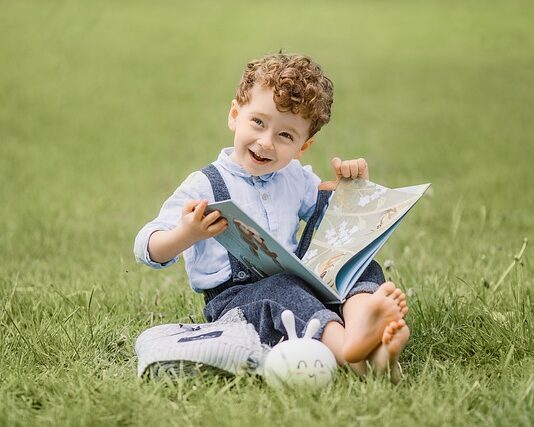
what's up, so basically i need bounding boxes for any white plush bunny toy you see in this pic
[263,310,337,388]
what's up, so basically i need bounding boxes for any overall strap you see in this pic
[200,164,254,283]
[295,189,333,259]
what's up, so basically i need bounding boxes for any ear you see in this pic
[303,318,320,339]
[281,310,298,340]
[227,99,240,132]
[294,137,314,159]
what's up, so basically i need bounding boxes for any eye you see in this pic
[297,361,307,369]
[279,132,294,141]
[314,360,324,368]
[251,117,264,127]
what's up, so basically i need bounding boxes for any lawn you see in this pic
[1,1,533,426]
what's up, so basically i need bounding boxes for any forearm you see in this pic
[147,226,198,264]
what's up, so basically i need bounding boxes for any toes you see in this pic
[390,320,402,331]
[391,288,402,300]
[396,293,406,303]
[378,281,396,296]
[382,327,393,345]
[384,320,408,344]
[387,319,405,335]
[393,290,406,304]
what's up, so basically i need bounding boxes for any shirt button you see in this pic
[262,193,269,201]
[237,271,247,279]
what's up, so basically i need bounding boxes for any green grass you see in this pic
[1,0,533,426]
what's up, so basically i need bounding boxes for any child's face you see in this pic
[228,85,313,176]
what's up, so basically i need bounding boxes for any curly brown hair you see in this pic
[235,53,334,137]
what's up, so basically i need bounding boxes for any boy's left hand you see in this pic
[319,157,369,191]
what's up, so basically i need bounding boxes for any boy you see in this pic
[135,53,409,381]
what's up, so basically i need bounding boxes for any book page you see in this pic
[302,179,429,289]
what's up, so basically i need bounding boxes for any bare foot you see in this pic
[342,282,404,363]
[368,319,410,384]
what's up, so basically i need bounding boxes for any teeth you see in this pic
[251,150,270,161]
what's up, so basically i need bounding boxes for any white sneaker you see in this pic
[135,308,269,378]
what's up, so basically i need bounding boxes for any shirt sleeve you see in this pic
[133,171,212,269]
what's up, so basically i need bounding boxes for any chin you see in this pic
[245,159,277,175]
[247,165,274,176]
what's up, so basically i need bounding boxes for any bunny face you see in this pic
[264,339,336,388]
[263,310,337,388]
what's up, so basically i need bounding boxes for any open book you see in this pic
[207,179,430,304]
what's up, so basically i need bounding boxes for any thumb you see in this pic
[193,199,208,221]
[318,180,338,191]
[182,200,199,215]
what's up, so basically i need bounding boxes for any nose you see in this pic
[258,134,274,150]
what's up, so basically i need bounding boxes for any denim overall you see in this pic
[201,164,385,346]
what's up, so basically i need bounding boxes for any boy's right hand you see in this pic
[181,199,228,242]
[147,199,227,264]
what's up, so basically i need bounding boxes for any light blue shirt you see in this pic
[134,147,322,292]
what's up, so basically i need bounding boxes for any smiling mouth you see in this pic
[249,149,272,163]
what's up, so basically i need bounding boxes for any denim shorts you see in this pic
[203,261,384,346]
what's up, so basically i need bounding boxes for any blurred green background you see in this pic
[2,0,532,273]
[1,1,533,426]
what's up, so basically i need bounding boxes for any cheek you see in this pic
[275,145,299,161]
[234,122,250,137]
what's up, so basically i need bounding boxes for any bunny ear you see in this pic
[303,318,320,339]
[281,310,298,340]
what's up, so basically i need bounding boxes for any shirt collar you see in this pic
[216,147,276,183]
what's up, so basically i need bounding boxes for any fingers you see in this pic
[203,209,222,225]
[357,158,369,180]
[206,217,228,236]
[203,210,228,232]
[193,200,208,221]
[340,161,351,178]
[199,202,228,236]
[349,161,359,178]
[330,157,369,181]
[330,157,343,179]
[182,199,228,239]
